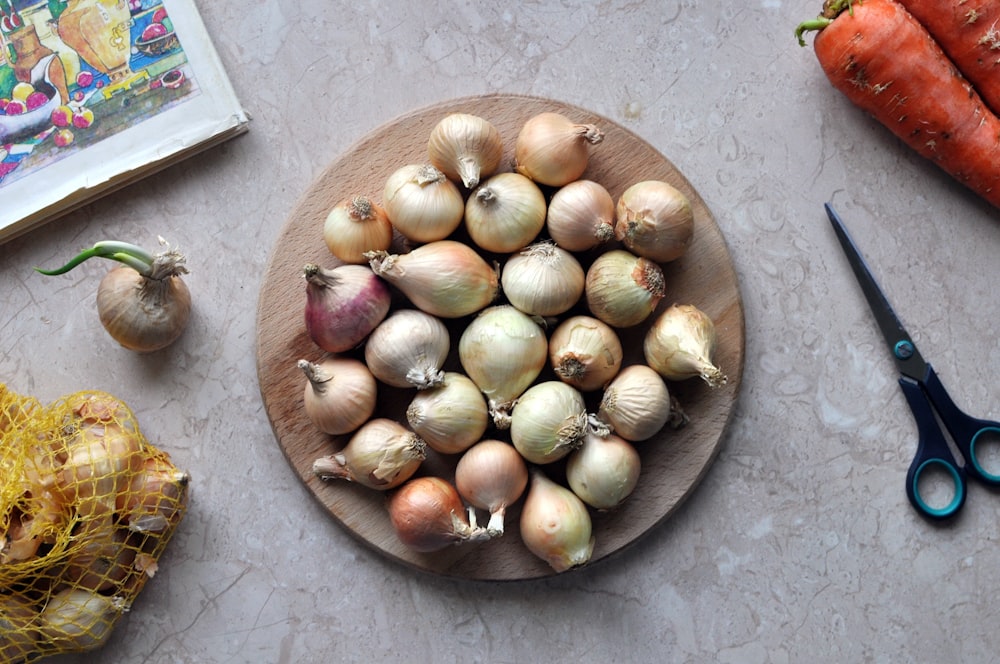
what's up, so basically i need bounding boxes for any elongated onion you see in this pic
[566,431,640,510]
[458,305,548,429]
[501,241,585,317]
[615,180,693,262]
[548,315,622,392]
[303,263,391,353]
[387,476,492,552]
[427,113,503,189]
[406,372,489,454]
[464,172,547,254]
[584,249,665,328]
[364,309,449,389]
[323,196,394,265]
[455,439,528,535]
[644,303,726,387]
[383,163,465,242]
[366,241,498,318]
[299,357,377,434]
[597,363,684,441]
[545,179,616,252]
[520,469,594,572]
[510,381,588,464]
[312,418,425,490]
[515,112,604,187]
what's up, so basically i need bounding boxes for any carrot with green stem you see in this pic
[895,0,1000,117]
[796,0,1000,209]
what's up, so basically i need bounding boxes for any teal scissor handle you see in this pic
[901,365,1000,520]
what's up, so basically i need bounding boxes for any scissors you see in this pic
[826,203,1000,520]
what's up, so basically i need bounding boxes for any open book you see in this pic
[0,0,249,243]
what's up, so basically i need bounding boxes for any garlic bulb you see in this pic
[455,439,528,535]
[510,381,588,464]
[387,476,492,552]
[465,172,547,254]
[548,315,623,392]
[458,305,548,429]
[520,469,594,572]
[545,179,616,252]
[298,357,377,434]
[383,163,465,242]
[500,241,585,317]
[515,112,604,187]
[364,309,449,389]
[584,249,665,328]
[323,196,394,264]
[312,418,426,490]
[427,113,503,189]
[597,363,680,441]
[644,303,726,387]
[406,372,489,454]
[366,240,499,318]
[566,430,641,510]
[615,180,694,262]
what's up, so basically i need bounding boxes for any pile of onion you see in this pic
[301,109,726,573]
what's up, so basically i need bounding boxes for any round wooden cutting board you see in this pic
[256,94,745,581]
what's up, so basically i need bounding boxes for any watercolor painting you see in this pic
[0,0,200,187]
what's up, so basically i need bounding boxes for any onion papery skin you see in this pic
[614,180,693,263]
[303,264,391,354]
[596,364,673,441]
[584,249,665,329]
[383,163,465,243]
[643,303,727,387]
[454,439,528,534]
[514,112,604,187]
[427,113,504,189]
[510,381,588,464]
[545,179,616,252]
[387,476,489,552]
[364,309,450,389]
[566,431,641,510]
[406,372,489,454]
[464,172,547,254]
[519,469,595,572]
[548,315,623,392]
[501,242,585,318]
[458,305,548,429]
[96,267,191,353]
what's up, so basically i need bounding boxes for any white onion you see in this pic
[510,381,588,464]
[465,172,547,253]
[500,241,585,317]
[548,315,623,392]
[566,431,641,510]
[406,372,489,454]
[364,309,449,389]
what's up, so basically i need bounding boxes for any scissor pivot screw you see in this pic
[894,341,915,360]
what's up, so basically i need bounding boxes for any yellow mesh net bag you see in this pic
[0,384,189,662]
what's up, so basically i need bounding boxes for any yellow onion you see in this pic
[510,381,588,464]
[458,305,548,429]
[364,309,449,389]
[117,453,190,533]
[0,591,38,662]
[366,241,499,318]
[406,372,489,454]
[545,179,616,252]
[383,164,465,242]
[520,469,594,572]
[644,303,726,387]
[38,588,123,652]
[53,422,144,516]
[597,363,685,441]
[312,418,425,490]
[299,357,377,435]
[515,112,604,187]
[455,439,528,535]
[615,180,694,262]
[64,515,136,593]
[427,113,503,189]
[500,241,585,317]
[566,430,641,510]
[387,476,492,552]
[323,196,393,264]
[584,249,665,328]
[548,315,623,392]
[465,173,547,253]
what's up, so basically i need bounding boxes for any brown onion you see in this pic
[615,180,694,262]
[515,112,604,187]
[455,439,528,535]
[387,476,491,552]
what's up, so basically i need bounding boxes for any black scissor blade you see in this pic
[825,203,927,378]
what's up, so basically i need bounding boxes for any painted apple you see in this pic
[0,98,8,112]
[54,128,74,147]
[141,22,167,41]
[11,82,34,102]
[152,7,168,23]
[4,100,26,115]
[25,91,49,111]
[76,71,94,88]
[72,108,94,128]
[51,105,74,127]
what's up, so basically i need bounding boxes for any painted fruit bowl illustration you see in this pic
[0,56,62,144]
[135,26,179,57]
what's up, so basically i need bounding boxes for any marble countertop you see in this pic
[3,1,999,662]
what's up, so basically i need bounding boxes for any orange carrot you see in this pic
[896,0,1000,116]
[796,0,1000,209]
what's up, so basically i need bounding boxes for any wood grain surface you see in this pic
[255,94,745,581]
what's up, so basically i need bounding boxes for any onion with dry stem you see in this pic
[387,476,492,552]
[515,111,604,186]
[323,196,393,264]
[615,180,694,262]
[427,113,503,189]
[298,357,377,435]
[312,418,426,490]
[455,439,528,535]
[644,303,727,387]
